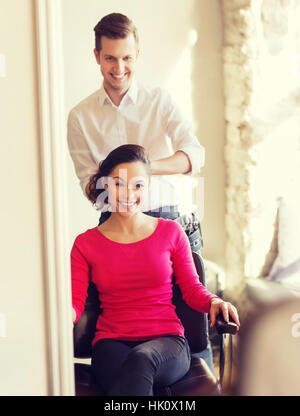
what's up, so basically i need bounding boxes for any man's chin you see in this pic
[105,79,131,93]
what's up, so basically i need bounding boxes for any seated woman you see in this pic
[71,144,240,396]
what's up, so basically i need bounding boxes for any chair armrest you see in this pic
[246,278,297,306]
[213,312,238,335]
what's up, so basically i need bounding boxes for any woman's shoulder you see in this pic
[73,227,98,246]
[158,218,183,235]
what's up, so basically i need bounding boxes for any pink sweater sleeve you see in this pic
[71,238,90,324]
[171,222,220,313]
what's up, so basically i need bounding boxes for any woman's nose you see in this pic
[127,187,137,201]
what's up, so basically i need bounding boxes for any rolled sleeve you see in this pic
[177,144,205,175]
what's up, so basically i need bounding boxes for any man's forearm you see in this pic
[150,151,191,175]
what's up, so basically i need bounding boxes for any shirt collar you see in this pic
[98,78,138,107]
[125,78,138,104]
[98,85,111,107]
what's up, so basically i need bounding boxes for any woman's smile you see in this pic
[118,200,138,210]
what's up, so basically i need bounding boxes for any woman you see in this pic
[71,144,240,396]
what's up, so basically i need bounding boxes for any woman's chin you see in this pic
[117,201,143,213]
[114,204,141,215]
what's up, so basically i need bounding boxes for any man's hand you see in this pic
[150,151,191,175]
[209,298,240,330]
[85,182,90,195]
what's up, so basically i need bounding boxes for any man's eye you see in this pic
[124,56,132,61]
[136,184,144,189]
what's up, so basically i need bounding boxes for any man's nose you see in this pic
[115,59,125,74]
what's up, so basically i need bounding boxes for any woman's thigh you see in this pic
[91,338,132,392]
[132,335,191,388]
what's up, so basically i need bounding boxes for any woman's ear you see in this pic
[95,176,106,191]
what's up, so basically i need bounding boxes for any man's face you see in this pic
[94,34,139,98]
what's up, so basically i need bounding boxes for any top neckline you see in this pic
[94,217,162,246]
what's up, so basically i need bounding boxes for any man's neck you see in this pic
[103,84,129,107]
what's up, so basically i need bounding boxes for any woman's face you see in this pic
[104,161,150,215]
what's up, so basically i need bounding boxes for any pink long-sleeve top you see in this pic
[71,218,219,347]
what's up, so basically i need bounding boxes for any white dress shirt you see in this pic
[67,79,205,211]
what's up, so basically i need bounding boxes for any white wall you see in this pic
[61,0,225,267]
[0,0,49,395]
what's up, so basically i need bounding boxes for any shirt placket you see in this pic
[117,108,127,144]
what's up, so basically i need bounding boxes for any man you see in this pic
[67,13,204,246]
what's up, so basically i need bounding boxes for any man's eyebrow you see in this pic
[104,54,132,58]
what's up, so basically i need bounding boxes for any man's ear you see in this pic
[94,48,101,65]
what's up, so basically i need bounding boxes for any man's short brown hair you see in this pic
[94,13,139,52]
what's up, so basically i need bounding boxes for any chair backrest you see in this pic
[73,251,209,357]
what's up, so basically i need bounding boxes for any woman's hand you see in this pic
[209,298,240,330]
[72,307,76,324]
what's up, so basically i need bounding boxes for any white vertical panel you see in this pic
[35,0,74,396]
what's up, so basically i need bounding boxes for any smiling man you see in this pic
[93,26,138,107]
[67,13,205,226]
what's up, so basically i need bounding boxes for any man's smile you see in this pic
[111,73,128,80]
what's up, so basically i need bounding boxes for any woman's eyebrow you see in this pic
[113,177,146,183]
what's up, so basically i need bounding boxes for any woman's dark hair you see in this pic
[86,144,151,205]
[94,13,139,52]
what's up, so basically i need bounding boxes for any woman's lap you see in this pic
[91,335,191,396]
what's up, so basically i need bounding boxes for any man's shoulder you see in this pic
[137,81,170,102]
[68,89,101,117]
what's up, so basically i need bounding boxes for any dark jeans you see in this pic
[91,335,191,396]
[98,205,180,225]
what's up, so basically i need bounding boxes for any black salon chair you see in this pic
[73,251,237,396]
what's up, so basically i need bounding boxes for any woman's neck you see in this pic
[102,211,148,234]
